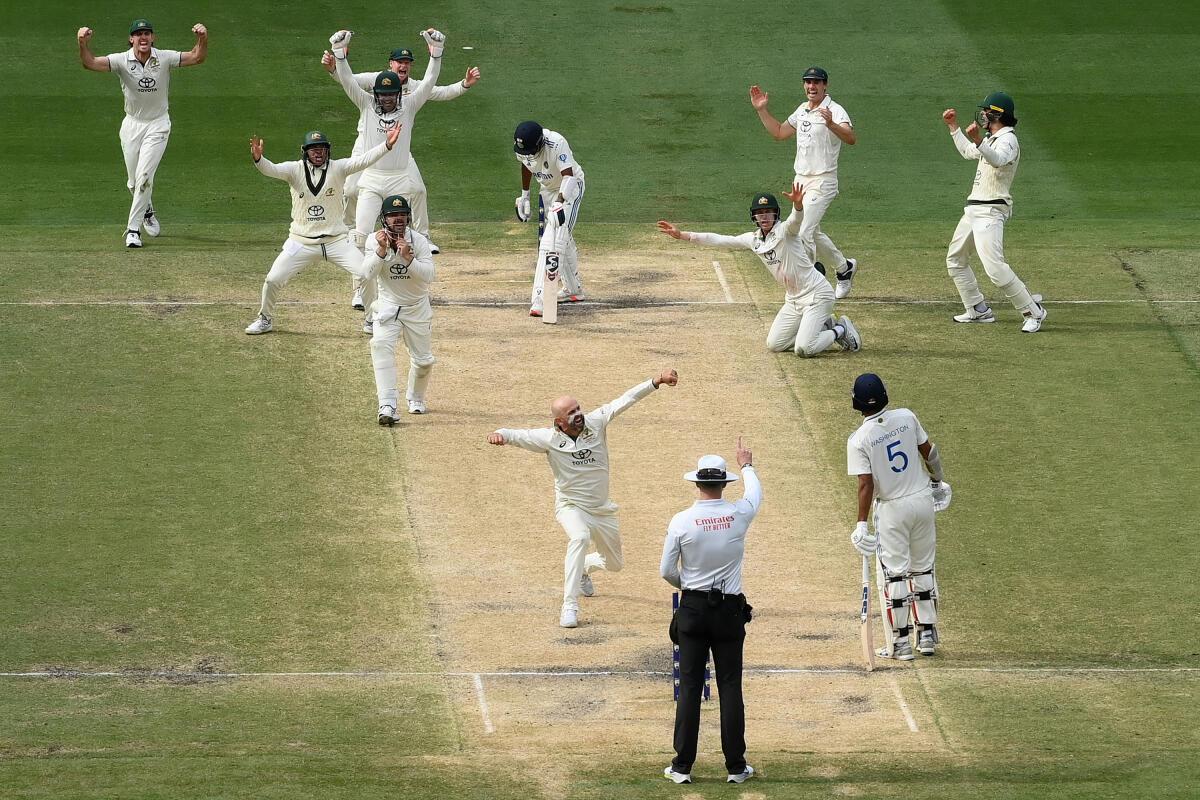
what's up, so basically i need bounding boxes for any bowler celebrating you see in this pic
[487,369,679,628]
[78,19,208,248]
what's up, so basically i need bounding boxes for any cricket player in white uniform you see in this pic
[322,45,479,308]
[846,373,951,660]
[362,195,436,425]
[512,121,586,316]
[243,126,400,335]
[77,19,208,248]
[487,369,679,628]
[657,185,862,356]
[328,29,443,273]
[943,92,1048,333]
[750,67,859,298]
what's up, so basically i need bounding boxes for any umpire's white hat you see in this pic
[683,455,739,484]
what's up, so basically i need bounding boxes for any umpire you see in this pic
[659,437,761,785]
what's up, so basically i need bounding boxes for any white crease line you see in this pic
[889,674,919,733]
[472,673,496,734]
[2,298,1198,308]
[712,259,735,303]
[2,666,1196,679]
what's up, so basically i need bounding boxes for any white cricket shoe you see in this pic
[559,605,579,628]
[557,288,586,303]
[1021,295,1047,333]
[953,305,996,323]
[918,630,937,656]
[836,315,861,352]
[378,404,399,426]
[429,242,441,255]
[834,258,857,299]
[663,767,692,784]
[244,314,273,335]
[362,319,374,335]
[407,399,427,415]
[878,639,915,661]
[125,230,143,248]
[142,207,160,237]
[580,572,595,597]
[351,288,365,311]
[727,764,755,784]
[529,306,543,318]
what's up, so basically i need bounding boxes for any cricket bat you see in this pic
[860,554,876,671]
[543,253,560,324]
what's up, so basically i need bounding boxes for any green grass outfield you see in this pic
[3,1,1199,797]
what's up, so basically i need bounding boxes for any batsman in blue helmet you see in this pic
[846,373,951,661]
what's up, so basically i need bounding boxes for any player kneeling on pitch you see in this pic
[363,195,436,425]
[660,439,760,786]
[512,120,586,317]
[846,374,951,660]
[657,185,861,356]
[487,370,678,628]
[244,125,400,335]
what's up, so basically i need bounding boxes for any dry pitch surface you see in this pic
[379,247,944,762]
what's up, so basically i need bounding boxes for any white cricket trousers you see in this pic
[369,298,435,408]
[531,184,585,308]
[946,204,1037,312]
[874,488,938,635]
[120,115,171,232]
[257,237,371,320]
[346,158,431,237]
[557,501,622,609]
[766,284,838,356]
[793,173,849,273]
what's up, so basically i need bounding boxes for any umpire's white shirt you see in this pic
[106,47,181,121]
[846,408,931,501]
[660,466,762,595]
[787,96,852,177]
[688,209,828,300]
[496,380,656,511]
[953,126,1019,205]
[514,130,585,193]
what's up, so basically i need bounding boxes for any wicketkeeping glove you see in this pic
[329,30,352,59]
[515,192,531,222]
[850,522,878,557]
[932,480,952,512]
[421,29,445,57]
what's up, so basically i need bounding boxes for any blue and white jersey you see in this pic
[514,129,585,192]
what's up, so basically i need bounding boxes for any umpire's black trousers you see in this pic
[671,590,747,774]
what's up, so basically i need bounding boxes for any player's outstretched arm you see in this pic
[656,221,689,241]
[180,23,208,67]
[77,27,110,71]
[750,85,795,140]
[249,136,288,179]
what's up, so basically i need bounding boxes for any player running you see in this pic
[77,19,208,248]
[657,184,861,357]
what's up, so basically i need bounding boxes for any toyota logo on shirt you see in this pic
[307,205,325,217]
[137,76,156,90]
[572,449,593,459]
[389,263,409,277]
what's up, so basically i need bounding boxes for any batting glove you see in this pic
[931,480,952,513]
[421,28,445,58]
[850,522,878,557]
[550,201,566,226]
[515,192,531,222]
[329,30,352,59]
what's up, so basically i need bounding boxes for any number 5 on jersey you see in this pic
[887,441,909,473]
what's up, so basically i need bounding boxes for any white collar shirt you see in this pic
[952,126,1020,205]
[106,47,181,121]
[786,95,852,177]
[659,467,762,595]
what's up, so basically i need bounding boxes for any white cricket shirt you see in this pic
[786,96,852,177]
[514,130,585,192]
[363,228,435,313]
[253,142,389,244]
[349,71,468,151]
[687,208,828,300]
[106,47,181,121]
[846,407,931,501]
[334,55,441,172]
[953,127,1019,205]
[659,466,762,595]
[496,380,656,511]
